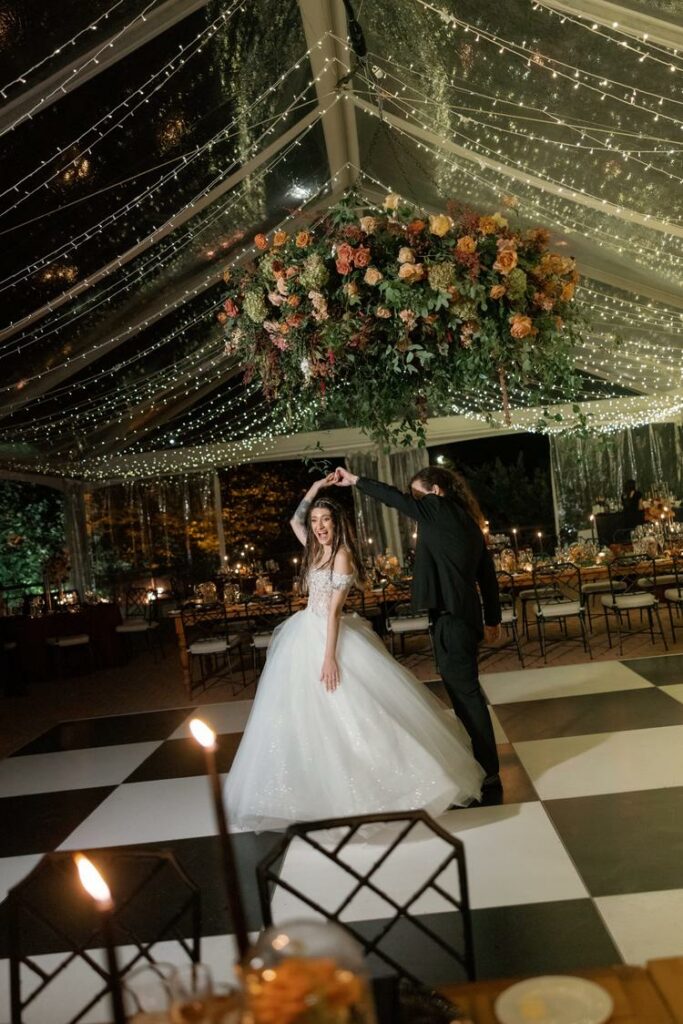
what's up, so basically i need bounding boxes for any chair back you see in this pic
[671,553,683,597]
[180,601,229,645]
[531,562,582,610]
[8,849,200,1024]
[256,810,475,988]
[496,570,516,610]
[605,554,650,601]
[244,594,291,633]
[124,587,154,622]
[344,586,366,615]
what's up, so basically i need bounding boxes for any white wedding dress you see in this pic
[224,568,484,831]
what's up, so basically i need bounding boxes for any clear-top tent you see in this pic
[0,0,681,484]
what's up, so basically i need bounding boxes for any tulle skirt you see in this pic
[224,609,484,831]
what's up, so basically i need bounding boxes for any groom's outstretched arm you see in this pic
[334,468,439,523]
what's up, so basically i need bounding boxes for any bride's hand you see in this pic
[315,472,337,491]
[320,656,340,692]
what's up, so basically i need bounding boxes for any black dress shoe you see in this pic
[482,773,502,788]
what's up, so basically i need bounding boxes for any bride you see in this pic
[224,474,484,831]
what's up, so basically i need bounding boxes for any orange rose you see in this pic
[254,233,269,250]
[398,262,424,283]
[295,230,312,247]
[407,218,426,233]
[287,294,301,307]
[336,242,354,263]
[364,267,383,285]
[478,216,498,235]
[493,248,518,275]
[353,246,371,268]
[216,311,228,324]
[560,281,575,301]
[272,230,289,247]
[490,284,506,299]
[456,235,477,254]
[509,313,537,339]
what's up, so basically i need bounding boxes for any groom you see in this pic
[335,464,502,785]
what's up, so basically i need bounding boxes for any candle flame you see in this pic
[74,853,112,907]
[189,718,216,749]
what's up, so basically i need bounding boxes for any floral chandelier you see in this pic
[218,192,583,446]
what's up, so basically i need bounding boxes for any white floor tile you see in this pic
[170,701,253,739]
[0,743,161,798]
[0,933,257,1024]
[661,683,683,706]
[270,802,585,924]
[515,725,683,800]
[57,775,225,850]
[481,662,651,705]
[595,889,683,965]
[0,854,42,903]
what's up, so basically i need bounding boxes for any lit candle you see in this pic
[511,528,519,555]
[537,531,543,553]
[589,514,597,544]
[189,719,250,960]
[74,854,126,1024]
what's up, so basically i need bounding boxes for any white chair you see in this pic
[116,586,163,659]
[385,606,432,659]
[663,554,683,643]
[46,632,95,674]
[531,563,592,662]
[181,602,246,694]
[601,555,669,655]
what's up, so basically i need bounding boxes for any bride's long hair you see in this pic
[298,496,366,592]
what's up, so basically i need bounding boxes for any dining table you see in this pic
[0,603,122,682]
[438,956,683,1023]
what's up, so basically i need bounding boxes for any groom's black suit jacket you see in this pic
[356,477,501,636]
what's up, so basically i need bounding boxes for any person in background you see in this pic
[621,478,643,530]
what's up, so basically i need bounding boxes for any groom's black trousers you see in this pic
[432,613,499,777]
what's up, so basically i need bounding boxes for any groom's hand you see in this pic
[484,624,502,644]
[334,468,358,487]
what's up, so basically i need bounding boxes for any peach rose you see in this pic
[344,281,359,297]
[429,214,453,237]
[456,235,477,254]
[272,230,289,247]
[398,246,415,264]
[490,284,506,299]
[254,233,269,250]
[493,248,518,275]
[336,259,352,276]
[223,298,239,317]
[383,193,401,211]
[360,216,378,234]
[509,313,537,339]
[216,311,228,324]
[287,294,301,307]
[560,281,576,301]
[295,230,312,247]
[398,262,424,283]
[336,242,354,263]
[353,246,371,268]
[375,306,392,318]
[533,291,555,311]
[364,267,383,285]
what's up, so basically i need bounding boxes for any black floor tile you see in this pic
[623,654,683,686]
[0,787,115,857]
[0,831,281,958]
[11,709,194,756]
[123,733,242,783]
[495,687,683,742]
[546,787,683,897]
[353,900,620,986]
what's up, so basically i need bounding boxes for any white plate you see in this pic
[494,975,614,1024]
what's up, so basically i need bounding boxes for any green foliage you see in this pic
[463,453,554,529]
[219,193,584,447]
[0,482,66,588]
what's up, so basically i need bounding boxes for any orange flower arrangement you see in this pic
[245,957,365,1024]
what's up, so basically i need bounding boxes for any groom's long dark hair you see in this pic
[410,466,486,529]
[298,496,366,592]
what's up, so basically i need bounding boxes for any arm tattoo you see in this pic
[294,498,311,523]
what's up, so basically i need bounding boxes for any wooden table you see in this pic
[506,557,673,590]
[439,957,683,1023]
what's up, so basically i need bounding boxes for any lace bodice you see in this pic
[307,567,355,618]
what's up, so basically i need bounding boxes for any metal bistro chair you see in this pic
[518,565,561,642]
[601,554,669,656]
[382,582,433,662]
[663,553,683,642]
[256,810,475,989]
[115,586,163,659]
[8,849,201,1024]
[46,612,95,676]
[531,562,592,662]
[480,571,524,666]
[181,601,246,694]
[244,594,291,672]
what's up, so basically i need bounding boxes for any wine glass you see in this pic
[123,962,176,1023]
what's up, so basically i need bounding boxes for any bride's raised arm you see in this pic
[289,473,336,545]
